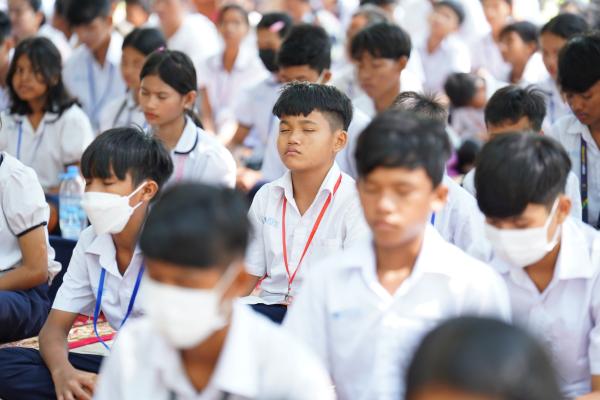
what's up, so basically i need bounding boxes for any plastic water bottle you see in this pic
[59,166,87,240]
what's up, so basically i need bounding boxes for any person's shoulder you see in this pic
[548,114,580,139]
[59,103,89,120]
[0,152,36,184]
[349,106,371,132]
[63,45,88,69]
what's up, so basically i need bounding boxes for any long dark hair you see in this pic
[8,37,77,116]
[140,50,202,128]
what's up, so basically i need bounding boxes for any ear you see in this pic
[430,182,449,213]
[224,262,254,300]
[333,129,347,153]
[183,90,198,109]
[35,12,45,28]
[321,69,332,84]
[140,180,159,202]
[555,194,571,224]
[396,56,408,73]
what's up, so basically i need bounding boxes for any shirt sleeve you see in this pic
[203,147,236,188]
[3,165,49,236]
[244,196,267,278]
[566,172,583,220]
[342,195,370,249]
[60,107,94,165]
[464,263,512,322]
[233,86,255,128]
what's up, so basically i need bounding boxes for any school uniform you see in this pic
[0,224,147,399]
[165,116,237,188]
[549,115,600,229]
[418,35,472,94]
[462,167,583,220]
[94,302,335,400]
[0,104,94,190]
[0,152,60,343]
[99,91,146,133]
[37,24,72,62]
[198,47,269,133]
[167,13,220,69]
[489,218,600,398]
[536,77,571,130]
[245,162,370,317]
[283,225,511,400]
[517,52,550,86]
[470,32,511,82]
[334,108,371,179]
[63,32,127,132]
[449,107,486,142]
[0,86,10,112]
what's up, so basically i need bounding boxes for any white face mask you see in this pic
[81,183,146,236]
[484,200,562,268]
[143,266,240,350]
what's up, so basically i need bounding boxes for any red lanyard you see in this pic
[281,174,342,300]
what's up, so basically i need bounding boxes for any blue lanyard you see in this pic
[93,264,145,350]
[15,119,46,162]
[15,121,22,160]
[581,137,600,229]
[87,59,115,127]
[430,212,436,226]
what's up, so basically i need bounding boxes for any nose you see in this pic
[376,193,395,214]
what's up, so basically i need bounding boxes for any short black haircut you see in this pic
[355,110,451,186]
[475,133,571,218]
[140,183,249,268]
[444,73,479,108]
[81,126,174,189]
[8,37,78,116]
[391,91,448,124]
[359,0,396,7]
[558,32,600,94]
[434,1,466,25]
[351,22,411,61]
[484,85,546,132]
[218,4,249,26]
[500,21,539,47]
[541,12,589,40]
[256,12,293,39]
[273,82,353,131]
[65,0,112,26]
[0,11,11,45]
[122,27,166,56]
[277,24,331,73]
[406,317,562,400]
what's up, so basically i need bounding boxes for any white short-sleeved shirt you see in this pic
[260,106,370,182]
[418,35,472,94]
[167,13,220,68]
[38,24,72,62]
[536,77,571,130]
[198,48,269,132]
[462,167,583,221]
[52,226,146,329]
[245,162,370,305]
[0,152,60,276]
[283,225,511,400]
[94,303,335,400]
[335,108,371,179]
[165,117,236,188]
[99,91,146,133]
[517,52,550,87]
[470,32,511,82]
[63,32,126,132]
[0,87,9,113]
[0,105,94,190]
[490,218,600,398]
[549,115,599,228]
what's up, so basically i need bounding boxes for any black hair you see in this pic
[355,110,451,186]
[0,11,11,45]
[457,139,481,175]
[406,317,562,400]
[434,0,466,25]
[359,0,396,7]
[81,126,173,189]
[8,37,78,116]
[277,24,331,73]
[500,21,540,47]
[20,0,42,11]
[475,133,571,218]
[273,82,353,131]
[391,91,448,124]
[256,12,293,39]
[541,12,589,39]
[125,0,151,13]
[218,4,249,25]
[351,22,411,61]
[444,73,479,108]
[65,0,111,26]
[484,85,546,132]
[54,0,70,17]
[122,28,166,56]
[140,50,202,128]
[558,32,600,93]
[140,183,249,268]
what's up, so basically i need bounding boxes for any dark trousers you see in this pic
[0,283,50,343]
[251,304,288,324]
[0,347,103,400]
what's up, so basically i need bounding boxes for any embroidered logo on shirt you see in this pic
[260,216,279,228]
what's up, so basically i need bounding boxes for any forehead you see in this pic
[434,5,460,20]
[140,74,178,92]
[280,110,329,125]
[278,65,320,82]
[361,166,434,188]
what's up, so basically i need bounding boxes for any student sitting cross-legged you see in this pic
[94,183,335,400]
[0,126,173,400]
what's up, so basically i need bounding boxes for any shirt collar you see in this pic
[173,117,200,155]
[85,232,143,278]
[272,162,342,205]
[565,115,590,135]
[211,46,255,72]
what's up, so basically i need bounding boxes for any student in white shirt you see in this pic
[0,37,94,192]
[462,85,583,220]
[499,21,549,86]
[0,126,174,400]
[198,4,268,141]
[538,13,589,128]
[139,50,237,188]
[0,152,60,343]
[99,27,166,133]
[419,1,471,95]
[0,12,14,113]
[444,72,489,142]
[405,317,563,400]
[62,0,127,132]
[94,183,335,400]
[284,111,511,400]
[475,133,600,399]
[245,83,370,324]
